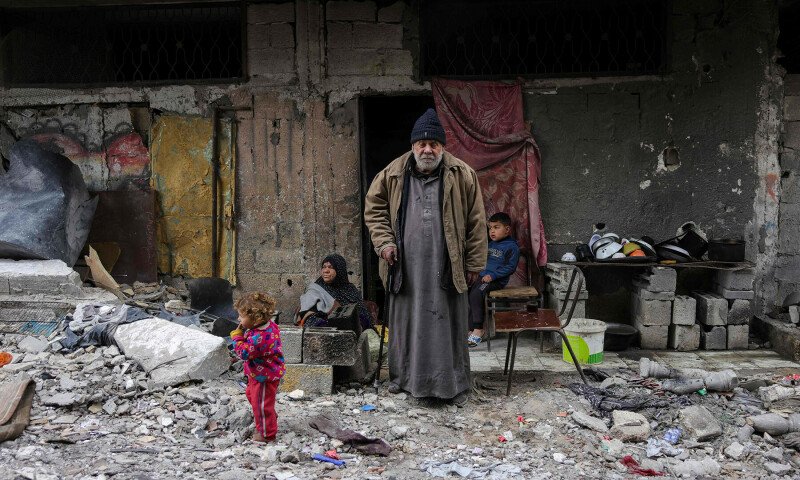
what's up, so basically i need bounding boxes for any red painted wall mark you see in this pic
[766,173,778,203]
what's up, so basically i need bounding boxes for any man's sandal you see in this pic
[467,334,482,347]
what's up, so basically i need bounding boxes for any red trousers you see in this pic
[245,378,279,439]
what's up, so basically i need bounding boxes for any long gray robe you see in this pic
[388,172,470,399]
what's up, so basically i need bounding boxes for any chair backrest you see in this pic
[519,248,545,300]
[557,266,584,329]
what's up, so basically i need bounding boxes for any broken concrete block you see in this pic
[633,320,668,349]
[17,336,49,354]
[0,259,82,295]
[280,326,302,364]
[610,410,650,442]
[633,267,676,293]
[701,325,727,350]
[727,299,752,326]
[680,405,722,441]
[669,324,700,351]
[715,269,755,291]
[114,318,230,388]
[544,263,584,287]
[546,283,588,300]
[631,286,674,301]
[571,411,608,433]
[302,328,357,366]
[694,292,728,326]
[672,295,697,326]
[714,286,755,300]
[631,295,671,326]
[727,324,749,350]
[280,364,332,396]
[334,330,373,383]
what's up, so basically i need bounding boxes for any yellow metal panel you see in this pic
[150,115,236,284]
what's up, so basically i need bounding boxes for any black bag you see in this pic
[326,303,362,336]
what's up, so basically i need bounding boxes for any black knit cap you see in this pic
[410,108,446,146]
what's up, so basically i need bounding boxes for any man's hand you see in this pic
[481,274,492,284]
[381,246,397,266]
[466,271,479,286]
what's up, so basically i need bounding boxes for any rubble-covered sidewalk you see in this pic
[3,326,800,479]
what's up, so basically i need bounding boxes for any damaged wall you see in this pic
[525,0,783,313]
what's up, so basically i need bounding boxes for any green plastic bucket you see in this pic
[562,319,607,364]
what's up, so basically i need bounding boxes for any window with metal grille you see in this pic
[0,3,243,86]
[421,0,668,78]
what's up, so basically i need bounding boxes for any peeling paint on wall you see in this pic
[150,115,236,284]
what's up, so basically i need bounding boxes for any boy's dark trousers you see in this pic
[468,280,505,330]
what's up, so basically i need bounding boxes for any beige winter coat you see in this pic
[364,150,487,294]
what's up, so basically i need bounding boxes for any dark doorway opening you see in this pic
[359,95,435,309]
[778,0,800,73]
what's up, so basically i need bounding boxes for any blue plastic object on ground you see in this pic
[312,454,345,466]
[361,404,376,411]
[664,428,682,444]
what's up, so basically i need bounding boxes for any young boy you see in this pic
[230,292,285,443]
[468,212,520,346]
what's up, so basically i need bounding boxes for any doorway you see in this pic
[359,95,434,308]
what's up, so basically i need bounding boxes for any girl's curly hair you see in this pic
[234,292,277,326]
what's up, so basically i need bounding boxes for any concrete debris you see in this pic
[680,405,722,441]
[571,411,609,433]
[724,441,747,459]
[610,410,651,442]
[16,336,49,354]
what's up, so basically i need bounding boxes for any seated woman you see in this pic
[297,254,372,331]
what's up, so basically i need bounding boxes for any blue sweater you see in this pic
[480,236,520,288]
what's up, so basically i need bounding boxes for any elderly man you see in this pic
[364,108,487,406]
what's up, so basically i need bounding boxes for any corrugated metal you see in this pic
[150,115,236,284]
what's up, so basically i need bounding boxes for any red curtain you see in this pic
[432,78,548,285]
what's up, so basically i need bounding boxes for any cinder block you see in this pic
[727,324,749,349]
[0,278,8,294]
[547,283,588,300]
[701,326,727,350]
[280,364,332,395]
[326,48,412,76]
[544,263,583,286]
[333,330,372,383]
[248,47,296,76]
[669,324,700,351]
[248,3,295,23]
[302,328,357,366]
[280,326,302,364]
[631,295,672,326]
[632,286,674,301]
[714,286,755,300]
[326,0,376,21]
[694,292,728,326]
[546,295,585,318]
[351,22,403,49]
[377,1,405,22]
[327,21,353,48]
[727,299,752,326]
[672,295,697,325]
[715,269,755,291]
[633,267,677,293]
[634,321,668,349]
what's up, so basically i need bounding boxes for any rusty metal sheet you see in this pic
[150,116,236,284]
[86,190,158,284]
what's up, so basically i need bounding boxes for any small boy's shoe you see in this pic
[467,334,482,347]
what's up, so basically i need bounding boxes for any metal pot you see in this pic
[708,238,745,262]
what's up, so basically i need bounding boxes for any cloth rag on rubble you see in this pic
[0,374,35,443]
[568,383,675,416]
[308,415,392,456]
[60,303,151,351]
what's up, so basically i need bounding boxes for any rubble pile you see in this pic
[3,319,800,479]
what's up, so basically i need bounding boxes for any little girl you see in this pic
[230,292,286,443]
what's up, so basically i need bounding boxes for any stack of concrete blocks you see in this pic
[544,263,587,319]
[693,292,729,350]
[670,295,700,351]
[715,269,755,349]
[631,267,676,349]
[279,325,367,395]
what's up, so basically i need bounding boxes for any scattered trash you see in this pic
[361,404,376,411]
[552,452,566,463]
[663,428,682,444]
[645,438,684,458]
[759,384,800,403]
[568,383,673,415]
[423,460,472,478]
[639,358,676,379]
[780,374,800,386]
[502,430,514,441]
[697,388,707,396]
[312,453,345,466]
[620,455,665,476]
[0,352,12,367]
[324,450,340,459]
[498,435,507,443]
[308,415,392,456]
